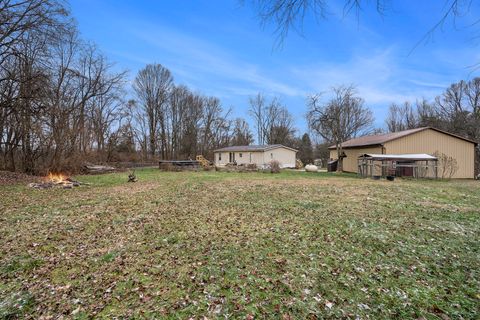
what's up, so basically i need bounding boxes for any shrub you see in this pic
[270,160,281,173]
[159,163,179,172]
[433,151,459,179]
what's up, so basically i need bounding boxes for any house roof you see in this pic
[328,127,478,149]
[214,144,298,153]
[358,153,438,161]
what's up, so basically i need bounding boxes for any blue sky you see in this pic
[69,0,480,135]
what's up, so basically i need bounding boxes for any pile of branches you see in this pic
[28,178,85,190]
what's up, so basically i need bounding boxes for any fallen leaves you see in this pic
[0,169,479,318]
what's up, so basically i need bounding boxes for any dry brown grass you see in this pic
[1,169,479,319]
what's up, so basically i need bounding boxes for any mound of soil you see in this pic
[0,170,41,186]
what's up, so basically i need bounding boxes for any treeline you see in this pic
[129,63,242,162]
[129,70,307,162]
[385,78,480,171]
[0,0,127,173]
[0,0,306,174]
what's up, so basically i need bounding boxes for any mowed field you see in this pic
[1,169,479,319]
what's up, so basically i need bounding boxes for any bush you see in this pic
[433,151,459,179]
[270,160,281,173]
[159,163,179,172]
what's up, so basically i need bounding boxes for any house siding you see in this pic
[267,147,297,168]
[214,147,296,168]
[215,152,229,165]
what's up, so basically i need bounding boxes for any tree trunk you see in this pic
[336,144,344,172]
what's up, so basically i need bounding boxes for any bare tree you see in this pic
[247,0,476,50]
[0,2,261,172]
[250,0,328,46]
[385,102,418,132]
[249,93,268,144]
[266,102,296,145]
[0,0,69,71]
[249,93,296,145]
[307,85,373,172]
[231,118,254,146]
[133,63,173,158]
[433,151,459,179]
[0,1,126,173]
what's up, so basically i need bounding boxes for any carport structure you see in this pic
[358,153,438,179]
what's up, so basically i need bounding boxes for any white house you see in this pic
[213,144,297,168]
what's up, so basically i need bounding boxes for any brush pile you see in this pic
[28,173,85,189]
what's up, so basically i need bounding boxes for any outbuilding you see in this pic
[329,127,477,179]
[214,144,297,168]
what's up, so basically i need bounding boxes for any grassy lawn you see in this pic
[1,169,479,319]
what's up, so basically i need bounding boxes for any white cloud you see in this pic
[106,17,478,132]
[128,24,306,97]
[289,46,458,106]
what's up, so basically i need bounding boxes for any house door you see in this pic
[229,152,235,163]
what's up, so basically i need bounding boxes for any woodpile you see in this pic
[83,164,115,174]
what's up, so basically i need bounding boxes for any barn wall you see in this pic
[384,129,475,179]
[329,146,383,173]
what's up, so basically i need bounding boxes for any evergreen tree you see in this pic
[298,133,314,164]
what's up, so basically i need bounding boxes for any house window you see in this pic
[219,153,222,161]
[239,153,242,158]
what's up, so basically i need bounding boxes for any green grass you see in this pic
[0,168,479,319]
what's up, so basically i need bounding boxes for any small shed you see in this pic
[358,153,438,178]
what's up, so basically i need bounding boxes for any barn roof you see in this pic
[328,127,477,149]
[214,144,298,152]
